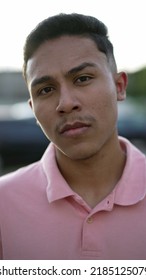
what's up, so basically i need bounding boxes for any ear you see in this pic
[115,72,128,101]
[28,98,39,125]
[28,98,33,109]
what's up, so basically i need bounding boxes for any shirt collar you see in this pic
[41,138,146,206]
[41,143,74,203]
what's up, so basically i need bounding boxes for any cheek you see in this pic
[90,90,118,125]
[33,101,52,121]
[34,106,55,140]
[32,103,55,137]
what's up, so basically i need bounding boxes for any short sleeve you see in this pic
[0,229,3,259]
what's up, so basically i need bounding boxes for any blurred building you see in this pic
[0,71,28,104]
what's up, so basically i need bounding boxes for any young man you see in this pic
[0,13,146,260]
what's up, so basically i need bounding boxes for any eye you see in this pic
[38,86,54,96]
[75,75,93,84]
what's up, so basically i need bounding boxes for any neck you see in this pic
[55,136,126,208]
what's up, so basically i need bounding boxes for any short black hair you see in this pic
[23,13,117,79]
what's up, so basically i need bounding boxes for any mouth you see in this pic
[59,121,91,137]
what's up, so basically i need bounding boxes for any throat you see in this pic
[70,179,116,209]
[56,139,126,208]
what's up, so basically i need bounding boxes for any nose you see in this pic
[56,86,81,114]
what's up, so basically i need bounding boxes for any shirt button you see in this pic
[87,217,93,224]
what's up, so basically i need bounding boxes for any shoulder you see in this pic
[0,160,46,194]
[119,136,146,162]
[0,143,56,199]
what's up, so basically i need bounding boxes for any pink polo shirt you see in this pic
[0,137,146,260]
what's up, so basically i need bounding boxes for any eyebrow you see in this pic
[30,62,97,89]
[67,62,97,75]
[31,75,53,89]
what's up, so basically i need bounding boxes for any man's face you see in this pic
[26,36,126,161]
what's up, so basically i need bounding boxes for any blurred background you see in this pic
[0,0,146,175]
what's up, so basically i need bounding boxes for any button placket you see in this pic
[82,215,94,250]
[81,214,102,258]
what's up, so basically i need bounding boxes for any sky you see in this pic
[0,0,146,73]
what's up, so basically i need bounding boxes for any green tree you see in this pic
[127,67,146,99]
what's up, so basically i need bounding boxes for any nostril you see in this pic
[73,106,79,110]
[59,110,65,114]
[56,102,81,114]
[58,106,79,114]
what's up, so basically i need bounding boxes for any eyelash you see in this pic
[37,86,55,96]
[75,75,93,84]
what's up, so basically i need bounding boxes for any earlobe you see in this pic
[28,98,32,109]
[27,98,39,125]
[116,72,128,101]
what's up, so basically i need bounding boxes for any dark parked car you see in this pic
[0,102,49,168]
[0,99,145,170]
[117,99,146,140]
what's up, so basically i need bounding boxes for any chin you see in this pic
[59,145,99,161]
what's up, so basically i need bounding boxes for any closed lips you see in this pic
[60,122,90,134]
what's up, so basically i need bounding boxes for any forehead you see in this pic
[26,35,108,83]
